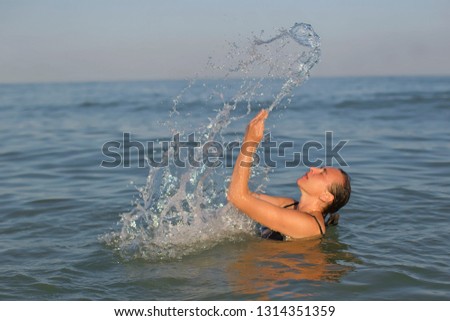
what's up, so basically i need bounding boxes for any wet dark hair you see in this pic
[323,169,351,214]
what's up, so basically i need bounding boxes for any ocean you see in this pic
[1,75,449,300]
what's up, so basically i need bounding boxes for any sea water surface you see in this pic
[1,76,449,300]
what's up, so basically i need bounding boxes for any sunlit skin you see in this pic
[227,109,347,239]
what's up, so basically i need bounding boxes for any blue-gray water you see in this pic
[1,76,449,300]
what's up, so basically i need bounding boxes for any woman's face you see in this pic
[297,167,344,196]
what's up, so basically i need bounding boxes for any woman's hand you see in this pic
[244,109,268,142]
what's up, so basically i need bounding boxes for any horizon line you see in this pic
[1,73,449,86]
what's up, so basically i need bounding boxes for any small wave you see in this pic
[78,100,124,108]
[335,90,450,109]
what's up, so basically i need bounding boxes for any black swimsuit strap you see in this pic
[308,214,324,235]
[284,201,324,236]
[283,201,299,209]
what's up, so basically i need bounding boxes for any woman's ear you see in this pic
[319,191,334,205]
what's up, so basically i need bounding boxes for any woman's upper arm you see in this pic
[233,194,319,238]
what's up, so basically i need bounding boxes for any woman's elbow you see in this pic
[227,190,237,204]
[227,190,250,209]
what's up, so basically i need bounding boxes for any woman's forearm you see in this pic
[228,137,259,202]
[228,109,267,205]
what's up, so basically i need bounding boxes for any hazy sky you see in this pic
[1,0,449,83]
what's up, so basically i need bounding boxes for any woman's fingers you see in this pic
[249,109,268,130]
[261,109,268,119]
[251,109,268,124]
[256,109,268,120]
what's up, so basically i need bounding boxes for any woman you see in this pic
[227,109,351,240]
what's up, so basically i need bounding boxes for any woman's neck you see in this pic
[297,193,324,215]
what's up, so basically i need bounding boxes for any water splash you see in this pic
[102,23,321,261]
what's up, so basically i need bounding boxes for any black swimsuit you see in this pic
[259,201,324,241]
